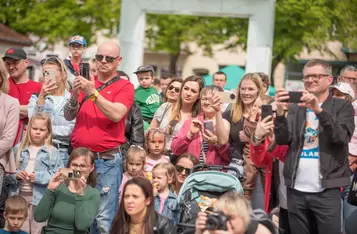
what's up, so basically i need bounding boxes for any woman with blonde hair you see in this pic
[0,58,20,194]
[28,57,75,166]
[214,73,265,200]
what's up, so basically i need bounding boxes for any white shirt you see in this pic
[294,108,324,192]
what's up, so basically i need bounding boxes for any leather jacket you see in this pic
[154,213,175,234]
[123,103,145,151]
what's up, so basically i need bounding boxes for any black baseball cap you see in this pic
[2,48,27,60]
[133,65,155,75]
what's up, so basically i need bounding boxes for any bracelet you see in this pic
[254,134,264,141]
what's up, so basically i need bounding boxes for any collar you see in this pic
[21,144,51,154]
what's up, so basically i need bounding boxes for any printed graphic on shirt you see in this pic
[300,109,319,159]
[146,94,160,105]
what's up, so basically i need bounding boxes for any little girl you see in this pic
[144,129,170,180]
[118,145,146,203]
[9,112,63,234]
[152,163,178,223]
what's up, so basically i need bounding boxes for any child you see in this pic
[134,65,161,124]
[8,113,63,234]
[144,129,170,180]
[152,163,178,222]
[331,82,355,102]
[118,145,146,203]
[0,196,28,234]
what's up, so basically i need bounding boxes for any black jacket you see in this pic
[123,104,145,151]
[64,59,77,75]
[274,95,355,189]
[155,213,174,234]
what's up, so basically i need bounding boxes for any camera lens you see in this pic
[68,172,73,178]
[230,93,236,100]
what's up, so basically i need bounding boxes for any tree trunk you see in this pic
[169,53,180,75]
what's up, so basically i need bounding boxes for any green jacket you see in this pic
[135,86,161,119]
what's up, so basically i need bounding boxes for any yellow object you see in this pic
[90,90,99,102]
[145,171,153,181]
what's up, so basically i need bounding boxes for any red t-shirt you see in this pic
[71,78,134,152]
[71,59,80,74]
[8,77,42,105]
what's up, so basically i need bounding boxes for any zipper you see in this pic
[291,115,306,188]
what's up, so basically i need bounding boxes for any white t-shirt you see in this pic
[294,108,324,193]
[20,145,41,193]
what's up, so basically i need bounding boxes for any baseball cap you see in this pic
[2,48,27,60]
[133,65,155,75]
[68,35,87,47]
[330,82,355,99]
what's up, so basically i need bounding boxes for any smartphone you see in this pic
[80,63,90,80]
[43,69,56,83]
[204,120,214,133]
[217,91,237,103]
[59,168,81,180]
[288,91,303,103]
[261,105,273,120]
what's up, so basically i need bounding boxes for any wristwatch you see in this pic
[90,90,99,102]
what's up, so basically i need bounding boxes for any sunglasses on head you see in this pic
[168,85,180,93]
[95,54,119,63]
[175,165,191,175]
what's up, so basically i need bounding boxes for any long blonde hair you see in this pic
[231,73,264,123]
[0,59,9,94]
[16,113,53,167]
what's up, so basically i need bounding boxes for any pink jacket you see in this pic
[171,114,230,165]
[0,93,20,174]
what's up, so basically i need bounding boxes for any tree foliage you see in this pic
[0,0,121,49]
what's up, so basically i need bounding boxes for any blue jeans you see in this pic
[91,151,123,234]
[59,149,69,167]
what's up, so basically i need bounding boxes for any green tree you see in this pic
[146,0,357,84]
[0,0,121,49]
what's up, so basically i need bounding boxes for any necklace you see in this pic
[129,223,143,234]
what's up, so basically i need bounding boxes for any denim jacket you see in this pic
[7,144,64,205]
[28,91,75,146]
[154,190,179,223]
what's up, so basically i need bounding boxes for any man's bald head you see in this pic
[97,40,121,57]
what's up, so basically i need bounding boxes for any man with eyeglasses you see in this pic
[64,41,134,234]
[338,65,357,98]
[3,47,42,143]
[275,59,354,234]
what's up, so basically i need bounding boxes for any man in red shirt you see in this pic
[3,48,42,144]
[64,40,134,234]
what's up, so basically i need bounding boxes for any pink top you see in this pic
[159,193,168,213]
[171,114,230,165]
[0,92,20,174]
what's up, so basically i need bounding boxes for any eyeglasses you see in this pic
[168,85,180,93]
[175,165,191,175]
[95,54,120,63]
[70,163,89,170]
[70,44,84,50]
[302,74,330,82]
[340,76,357,84]
[200,97,212,103]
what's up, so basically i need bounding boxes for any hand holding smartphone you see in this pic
[261,105,273,121]
[281,91,303,103]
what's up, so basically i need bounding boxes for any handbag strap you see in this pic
[199,132,207,164]
[79,76,121,109]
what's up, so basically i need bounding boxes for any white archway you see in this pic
[119,0,276,87]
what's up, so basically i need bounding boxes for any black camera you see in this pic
[205,210,229,230]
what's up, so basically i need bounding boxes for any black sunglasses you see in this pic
[95,54,119,63]
[168,85,180,93]
[175,165,191,175]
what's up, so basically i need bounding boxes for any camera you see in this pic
[205,210,229,230]
[60,168,82,180]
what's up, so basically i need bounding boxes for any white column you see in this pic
[245,0,276,75]
[118,0,146,87]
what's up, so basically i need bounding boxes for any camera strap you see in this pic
[79,76,121,109]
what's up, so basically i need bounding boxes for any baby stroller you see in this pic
[176,164,244,234]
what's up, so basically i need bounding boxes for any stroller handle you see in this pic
[191,164,243,181]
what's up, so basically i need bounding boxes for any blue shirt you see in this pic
[0,229,28,234]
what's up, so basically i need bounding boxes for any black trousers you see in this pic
[279,208,291,234]
[287,187,341,234]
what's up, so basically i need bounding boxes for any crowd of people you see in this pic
[0,34,356,234]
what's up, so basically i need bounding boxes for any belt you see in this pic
[92,146,121,160]
[54,143,69,149]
